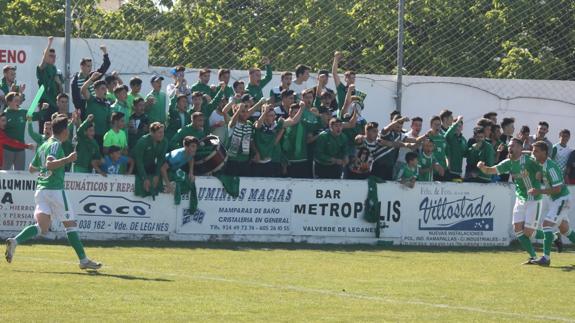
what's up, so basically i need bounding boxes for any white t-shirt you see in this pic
[397,129,418,164]
[290,80,308,99]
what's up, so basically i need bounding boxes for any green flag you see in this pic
[215,173,240,197]
[27,85,45,117]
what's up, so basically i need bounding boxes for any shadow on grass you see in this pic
[549,265,575,272]
[13,270,173,282]
[10,238,555,254]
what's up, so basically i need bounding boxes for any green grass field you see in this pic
[1,241,575,322]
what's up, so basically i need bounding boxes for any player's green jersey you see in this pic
[32,137,66,190]
[496,155,542,201]
[541,158,570,201]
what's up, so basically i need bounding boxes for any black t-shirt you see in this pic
[567,150,575,179]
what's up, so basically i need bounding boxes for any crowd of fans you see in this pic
[1,37,574,193]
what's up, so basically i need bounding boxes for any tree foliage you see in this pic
[2,0,575,80]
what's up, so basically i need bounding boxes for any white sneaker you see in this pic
[79,258,102,270]
[5,238,17,263]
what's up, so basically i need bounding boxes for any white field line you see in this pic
[7,255,575,322]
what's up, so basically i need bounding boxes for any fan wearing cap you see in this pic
[246,56,273,102]
[269,71,292,106]
[1,65,26,110]
[71,45,110,116]
[253,103,304,177]
[191,68,214,97]
[167,65,190,99]
[332,51,367,109]
[146,75,168,125]
[110,84,130,124]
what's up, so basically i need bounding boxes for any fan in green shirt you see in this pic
[216,69,235,100]
[246,57,272,102]
[189,82,226,132]
[81,72,110,146]
[146,75,168,125]
[4,94,45,151]
[133,122,168,197]
[332,51,366,109]
[190,69,214,97]
[37,37,61,110]
[444,116,467,180]
[1,65,25,109]
[253,103,303,177]
[166,94,191,142]
[465,126,495,183]
[103,112,128,154]
[169,112,207,152]
[427,115,448,180]
[314,118,349,179]
[397,152,419,188]
[73,115,102,173]
[110,85,130,125]
[127,77,144,118]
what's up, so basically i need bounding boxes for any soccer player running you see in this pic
[5,114,102,270]
[478,138,543,265]
[529,141,575,266]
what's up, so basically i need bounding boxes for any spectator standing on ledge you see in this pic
[133,122,168,197]
[36,37,62,134]
[71,45,110,117]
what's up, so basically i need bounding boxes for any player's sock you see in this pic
[14,224,41,244]
[516,231,536,258]
[565,229,575,243]
[535,229,545,240]
[65,227,86,261]
[543,227,554,258]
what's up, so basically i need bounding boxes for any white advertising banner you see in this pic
[391,182,515,246]
[289,179,379,238]
[176,177,294,235]
[176,177,411,241]
[0,171,176,235]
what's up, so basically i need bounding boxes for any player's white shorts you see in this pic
[512,199,541,229]
[544,196,571,224]
[34,190,75,222]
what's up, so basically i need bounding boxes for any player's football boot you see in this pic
[553,233,564,253]
[5,238,16,263]
[79,259,103,270]
[533,256,550,267]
